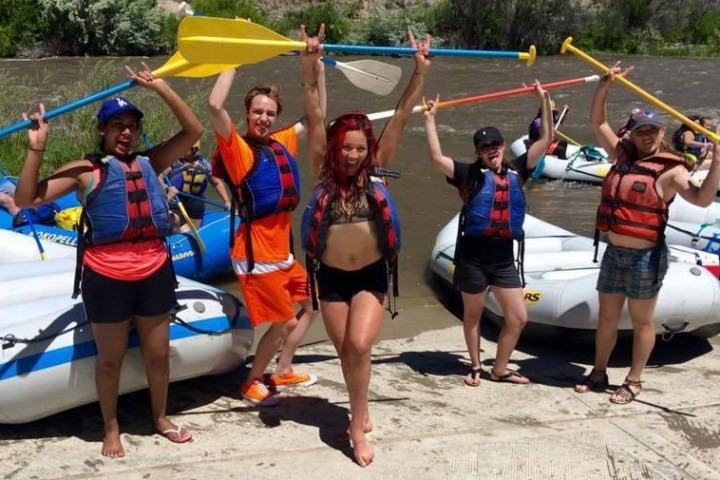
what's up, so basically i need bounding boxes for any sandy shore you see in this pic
[2,287,720,479]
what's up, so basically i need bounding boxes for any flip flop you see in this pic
[155,425,193,444]
[490,370,530,385]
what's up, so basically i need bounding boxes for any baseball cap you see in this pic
[473,126,504,148]
[96,97,144,125]
[628,109,663,132]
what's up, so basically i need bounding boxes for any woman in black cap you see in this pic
[423,81,553,387]
[575,63,720,404]
[15,62,202,457]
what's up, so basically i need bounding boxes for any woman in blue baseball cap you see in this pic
[575,62,720,405]
[15,62,202,457]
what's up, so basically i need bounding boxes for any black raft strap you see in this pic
[592,227,601,263]
[71,209,88,299]
[386,259,399,319]
[306,254,319,311]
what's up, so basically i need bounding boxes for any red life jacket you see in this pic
[596,151,684,242]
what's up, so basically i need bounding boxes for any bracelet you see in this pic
[301,81,318,89]
[29,147,46,152]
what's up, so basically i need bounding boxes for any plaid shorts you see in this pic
[596,243,668,299]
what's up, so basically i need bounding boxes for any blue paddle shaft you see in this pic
[322,45,523,58]
[0,79,137,140]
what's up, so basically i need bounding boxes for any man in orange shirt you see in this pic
[208,60,326,406]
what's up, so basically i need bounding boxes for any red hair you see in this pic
[321,112,377,201]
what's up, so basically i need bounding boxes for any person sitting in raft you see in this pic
[527,99,569,159]
[574,62,720,405]
[14,64,202,457]
[423,80,554,389]
[671,115,713,170]
[0,178,59,228]
[162,141,231,232]
[300,26,430,467]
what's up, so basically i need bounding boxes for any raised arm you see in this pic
[675,141,720,207]
[127,63,202,173]
[208,68,237,142]
[300,24,327,178]
[423,95,454,178]
[376,31,432,167]
[295,52,327,137]
[525,81,552,170]
[590,62,632,158]
[14,103,86,208]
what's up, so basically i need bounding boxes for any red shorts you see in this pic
[238,259,310,326]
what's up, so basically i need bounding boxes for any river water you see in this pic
[3,53,720,340]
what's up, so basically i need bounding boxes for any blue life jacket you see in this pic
[464,168,525,239]
[238,138,300,220]
[84,155,171,245]
[169,157,210,195]
[12,203,60,228]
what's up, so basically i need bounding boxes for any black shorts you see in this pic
[171,196,205,221]
[317,258,388,303]
[454,259,522,294]
[81,261,177,324]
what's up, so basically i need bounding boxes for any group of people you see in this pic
[11,25,720,467]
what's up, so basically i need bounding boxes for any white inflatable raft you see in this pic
[667,196,720,255]
[509,135,610,183]
[429,214,720,337]
[510,136,717,189]
[0,255,253,424]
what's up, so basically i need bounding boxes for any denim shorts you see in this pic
[596,243,668,299]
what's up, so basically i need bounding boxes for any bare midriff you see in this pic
[321,221,382,270]
[607,231,656,249]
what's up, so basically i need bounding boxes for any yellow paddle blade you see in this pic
[560,37,719,143]
[153,52,238,79]
[178,16,305,65]
[177,201,207,254]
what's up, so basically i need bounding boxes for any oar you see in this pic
[177,16,537,66]
[0,52,236,140]
[142,133,207,254]
[555,130,581,146]
[174,4,403,96]
[321,58,401,95]
[560,37,719,142]
[532,105,570,180]
[367,75,599,121]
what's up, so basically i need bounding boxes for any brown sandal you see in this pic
[574,369,609,393]
[464,367,482,387]
[609,378,642,404]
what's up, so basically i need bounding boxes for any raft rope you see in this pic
[2,299,241,351]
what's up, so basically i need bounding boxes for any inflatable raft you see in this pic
[0,196,233,282]
[509,136,717,190]
[0,253,253,424]
[429,213,720,337]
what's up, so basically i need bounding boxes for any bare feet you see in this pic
[349,428,374,467]
[334,417,373,443]
[101,430,125,458]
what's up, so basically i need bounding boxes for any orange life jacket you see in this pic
[596,151,684,242]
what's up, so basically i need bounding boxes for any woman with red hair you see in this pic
[299,25,431,467]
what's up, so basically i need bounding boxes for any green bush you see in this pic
[40,0,169,55]
[272,1,352,42]
[359,4,434,46]
[192,0,268,24]
[0,0,47,56]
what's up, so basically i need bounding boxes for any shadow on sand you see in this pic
[424,267,716,389]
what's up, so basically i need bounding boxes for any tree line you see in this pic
[1,0,719,58]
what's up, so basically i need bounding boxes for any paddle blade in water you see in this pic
[178,16,304,65]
